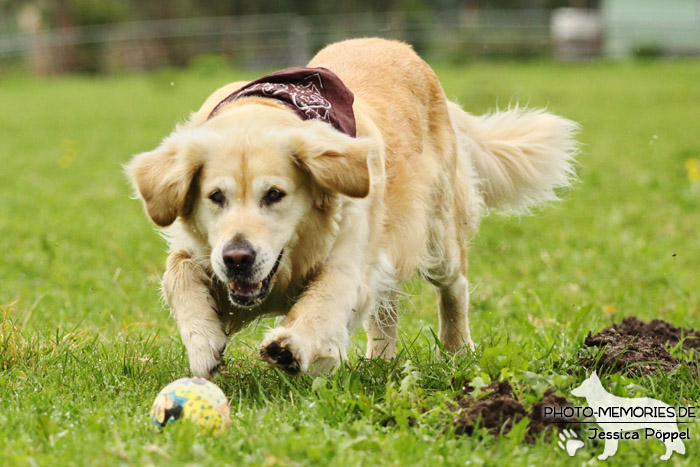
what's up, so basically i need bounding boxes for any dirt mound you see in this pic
[446,318,697,439]
[452,381,527,436]
[529,388,580,437]
[580,317,698,375]
[450,381,578,440]
[612,317,700,351]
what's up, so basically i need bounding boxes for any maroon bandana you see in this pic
[207,67,356,137]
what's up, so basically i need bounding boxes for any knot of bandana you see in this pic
[207,67,356,137]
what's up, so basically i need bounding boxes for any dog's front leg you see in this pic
[163,250,229,378]
[597,435,619,460]
[259,263,362,374]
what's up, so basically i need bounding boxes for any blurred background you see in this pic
[1,7,699,464]
[1,0,699,74]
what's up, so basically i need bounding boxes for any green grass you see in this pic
[1,59,699,466]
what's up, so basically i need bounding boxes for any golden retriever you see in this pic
[126,38,578,377]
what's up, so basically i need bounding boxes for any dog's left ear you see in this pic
[291,121,373,198]
[125,133,203,227]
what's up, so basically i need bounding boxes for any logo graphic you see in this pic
[558,429,584,456]
[568,371,687,460]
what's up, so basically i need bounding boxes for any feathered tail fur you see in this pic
[448,101,579,214]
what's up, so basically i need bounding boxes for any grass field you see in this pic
[1,59,699,466]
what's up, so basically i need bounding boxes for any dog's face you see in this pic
[570,371,600,398]
[194,122,308,306]
[127,102,372,307]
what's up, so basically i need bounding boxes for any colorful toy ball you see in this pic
[150,377,230,435]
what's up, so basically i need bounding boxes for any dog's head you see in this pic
[126,102,372,307]
[570,370,601,399]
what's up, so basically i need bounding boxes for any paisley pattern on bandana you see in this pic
[207,67,356,137]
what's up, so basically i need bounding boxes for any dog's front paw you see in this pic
[259,328,309,374]
[185,332,229,378]
[259,328,344,375]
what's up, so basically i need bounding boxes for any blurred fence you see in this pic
[0,10,552,73]
[1,7,699,74]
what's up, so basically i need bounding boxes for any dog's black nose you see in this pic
[222,242,256,275]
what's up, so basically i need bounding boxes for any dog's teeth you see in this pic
[255,282,263,290]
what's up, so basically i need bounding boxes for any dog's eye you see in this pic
[208,190,225,206]
[263,188,286,205]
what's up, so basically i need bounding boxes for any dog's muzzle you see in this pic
[227,250,283,307]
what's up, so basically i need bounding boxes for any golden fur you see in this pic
[126,38,578,376]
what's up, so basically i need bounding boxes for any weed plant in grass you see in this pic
[1,60,699,465]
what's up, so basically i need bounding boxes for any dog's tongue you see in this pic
[232,280,261,296]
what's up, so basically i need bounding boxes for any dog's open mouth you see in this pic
[228,250,283,307]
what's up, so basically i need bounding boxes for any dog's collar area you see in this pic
[206,67,357,137]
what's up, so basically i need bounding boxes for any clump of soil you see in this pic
[445,318,698,439]
[612,317,700,351]
[451,381,527,436]
[450,381,578,441]
[580,316,699,375]
[529,388,580,438]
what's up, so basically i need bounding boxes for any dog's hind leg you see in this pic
[364,291,398,359]
[597,437,619,460]
[436,273,474,352]
[424,218,475,353]
[422,131,481,353]
[661,436,686,460]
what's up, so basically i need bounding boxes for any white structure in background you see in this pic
[551,8,603,60]
[16,3,51,73]
[602,0,700,58]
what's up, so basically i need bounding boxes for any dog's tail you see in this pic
[448,101,579,214]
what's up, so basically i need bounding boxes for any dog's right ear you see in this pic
[290,120,373,199]
[125,135,202,227]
